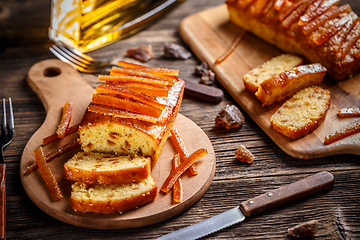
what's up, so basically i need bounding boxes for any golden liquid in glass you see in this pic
[49,0,183,52]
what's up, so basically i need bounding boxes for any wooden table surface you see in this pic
[0,0,359,239]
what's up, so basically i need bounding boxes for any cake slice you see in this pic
[78,77,185,168]
[270,86,331,139]
[70,175,157,214]
[64,152,151,185]
[255,63,327,106]
[243,54,303,93]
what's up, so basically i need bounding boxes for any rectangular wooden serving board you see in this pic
[179,4,360,159]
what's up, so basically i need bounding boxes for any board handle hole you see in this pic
[44,67,61,77]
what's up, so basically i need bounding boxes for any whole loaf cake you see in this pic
[226,0,360,81]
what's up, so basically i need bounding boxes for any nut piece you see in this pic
[194,61,209,76]
[288,220,318,238]
[235,144,254,163]
[164,43,192,60]
[215,104,245,129]
[200,70,215,86]
[126,44,154,62]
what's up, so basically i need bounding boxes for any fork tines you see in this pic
[1,98,14,145]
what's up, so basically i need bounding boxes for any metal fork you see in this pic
[49,43,118,73]
[0,98,14,239]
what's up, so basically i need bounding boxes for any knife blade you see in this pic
[157,171,334,240]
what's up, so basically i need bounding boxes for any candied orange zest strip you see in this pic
[172,153,182,203]
[56,102,73,138]
[274,0,285,10]
[92,94,163,118]
[88,103,158,124]
[117,60,147,68]
[126,67,179,76]
[313,13,351,45]
[110,67,178,82]
[324,120,360,144]
[120,86,169,97]
[33,146,63,201]
[278,0,307,21]
[42,124,79,145]
[298,0,324,26]
[338,107,360,117]
[99,75,172,87]
[215,31,244,64]
[27,139,79,174]
[161,148,207,194]
[96,84,167,110]
[170,129,197,176]
[301,4,351,35]
[281,1,311,29]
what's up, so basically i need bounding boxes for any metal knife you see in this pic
[157,171,334,240]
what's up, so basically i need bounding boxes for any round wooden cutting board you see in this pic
[20,59,216,229]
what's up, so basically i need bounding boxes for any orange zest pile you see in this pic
[172,153,182,203]
[325,120,360,144]
[92,62,182,124]
[34,146,63,201]
[170,129,197,176]
[56,102,74,138]
[161,148,207,194]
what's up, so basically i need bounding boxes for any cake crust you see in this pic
[270,86,331,139]
[226,0,360,81]
[70,176,157,214]
[64,152,151,185]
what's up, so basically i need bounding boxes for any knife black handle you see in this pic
[239,171,334,217]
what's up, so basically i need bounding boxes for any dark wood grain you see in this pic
[0,0,359,239]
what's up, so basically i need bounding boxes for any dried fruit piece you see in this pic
[126,44,154,62]
[164,43,192,60]
[172,153,182,203]
[235,144,255,163]
[215,32,244,64]
[27,139,79,174]
[33,146,63,201]
[199,70,216,86]
[288,220,318,237]
[194,61,209,77]
[42,124,79,145]
[161,148,207,194]
[92,94,163,118]
[338,107,360,117]
[215,105,245,129]
[325,120,360,144]
[56,102,73,138]
[170,129,197,176]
